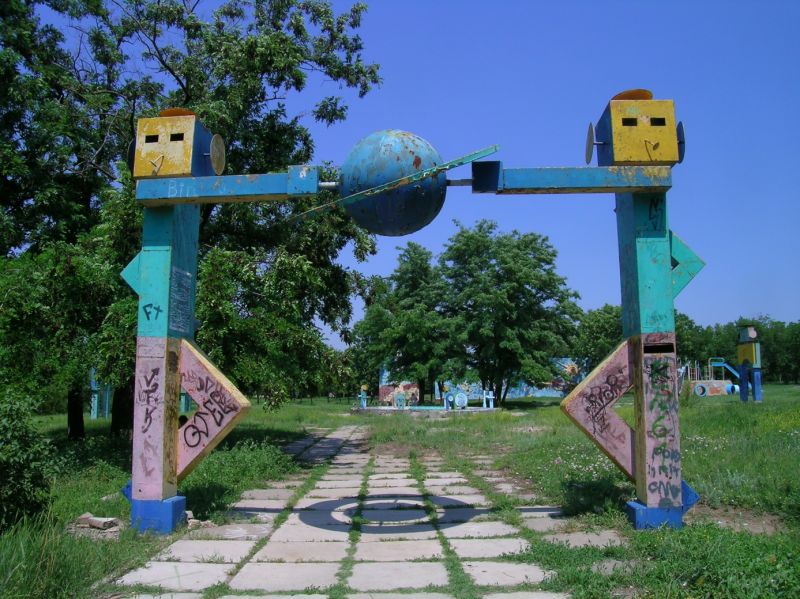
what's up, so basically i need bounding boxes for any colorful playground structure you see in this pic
[685,325,763,402]
[122,87,701,532]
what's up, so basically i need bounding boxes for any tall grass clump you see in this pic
[0,391,53,530]
[0,515,158,599]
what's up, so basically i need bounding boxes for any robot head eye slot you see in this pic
[622,118,638,127]
[145,134,159,143]
[650,117,666,126]
[170,132,184,141]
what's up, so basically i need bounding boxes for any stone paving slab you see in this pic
[483,593,570,599]
[440,521,519,538]
[322,473,367,480]
[518,506,563,518]
[424,477,468,486]
[232,498,288,510]
[186,523,273,540]
[294,496,358,510]
[118,562,231,591]
[367,485,420,495]
[219,595,328,599]
[544,530,625,548]
[361,509,429,523]
[367,478,418,487]
[521,517,568,533]
[253,540,349,562]
[316,479,364,488]
[462,561,551,586]
[348,594,454,599]
[423,471,462,478]
[354,539,443,561]
[270,523,351,542]
[271,480,305,489]
[286,511,350,527]
[369,472,417,480]
[307,487,363,499]
[449,537,530,558]
[229,562,339,592]
[362,494,425,505]
[436,507,493,523]
[359,524,439,542]
[429,494,490,507]
[348,562,449,591]
[426,485,482,496]
[129,594,203,599]
[155,540,255,563]
[241,488,295,500]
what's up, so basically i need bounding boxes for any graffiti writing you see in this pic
[137,367,160,434]
[181,370,240,449]
[582,373,626,437]
[142,303,163,320]
[645,357,680,507]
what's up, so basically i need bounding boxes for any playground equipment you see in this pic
[686,325,762,402]
[358,385,368,409]
[738,326,763,402]
[89,368,112,419]
[123,87,702,532]
[686,358,740,397]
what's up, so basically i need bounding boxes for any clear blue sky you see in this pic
[300,0,800,347]
[45,1,800,345]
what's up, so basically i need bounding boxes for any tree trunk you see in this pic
[67,386,85,439]
[111,377,134,436]
[416,379,425,405]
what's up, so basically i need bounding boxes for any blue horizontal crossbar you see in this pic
[135,165,319,206]
[472,162,672,194]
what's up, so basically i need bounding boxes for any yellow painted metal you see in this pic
[609,100,679,165]
[737,343,758,365]
[134,115,196,179]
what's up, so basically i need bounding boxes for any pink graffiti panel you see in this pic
[640,353,682,507]
[132,336,180,500]
[561,340,635,478]
[176,340,248,479]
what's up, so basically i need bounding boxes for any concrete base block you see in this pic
[625,480,699,530]
[131,496,187,534]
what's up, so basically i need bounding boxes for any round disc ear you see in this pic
[585,123,594,165]
[126,138,136,174]
[210,134,226,175]
[676,121,686,164]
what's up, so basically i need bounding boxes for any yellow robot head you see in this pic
[130,108,225,179]
[592,89,683,166]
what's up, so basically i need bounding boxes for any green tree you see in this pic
[572,304,623,370]
[0,0,381,431]
[439,220,580,403]
[381,243,452,402]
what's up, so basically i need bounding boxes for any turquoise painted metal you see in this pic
[124,88,702,533]
[339,130,446,236]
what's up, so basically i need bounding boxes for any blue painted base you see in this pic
[121,480,132,503]
[131,496,187,534]
[626,481,700,530]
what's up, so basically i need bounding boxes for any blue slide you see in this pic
[709,358,740,380]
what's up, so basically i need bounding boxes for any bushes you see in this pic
[0,391,53,530]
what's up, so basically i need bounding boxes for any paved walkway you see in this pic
[117,425,624,598]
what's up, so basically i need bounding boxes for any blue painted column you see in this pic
[616,192,697,528]
[122,203,200,533]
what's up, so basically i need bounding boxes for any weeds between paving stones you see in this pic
[326,455,373,599]
[409,453,484,599]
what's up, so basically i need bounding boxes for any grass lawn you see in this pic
[364,383,800,598]
[1,386,798,598]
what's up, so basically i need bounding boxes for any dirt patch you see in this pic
[372,441,413,459]
[511,425,549,434]
[686,504,786,535]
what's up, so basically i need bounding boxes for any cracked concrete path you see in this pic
[116,426,576,598]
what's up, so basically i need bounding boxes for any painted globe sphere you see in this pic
[340,130,446,236]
